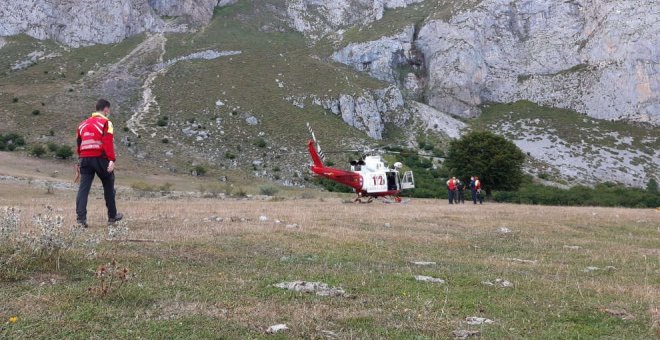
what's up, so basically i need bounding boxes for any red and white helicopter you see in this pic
[306,123,415,203]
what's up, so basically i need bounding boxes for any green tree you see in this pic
[647,178,658,194]
[445,131,525,195]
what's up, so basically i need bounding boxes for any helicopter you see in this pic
[306,123,415,203]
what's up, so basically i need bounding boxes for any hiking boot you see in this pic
[108,212,123,224]
[76,219,88,228]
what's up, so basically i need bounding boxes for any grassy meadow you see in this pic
[1,174,658,339]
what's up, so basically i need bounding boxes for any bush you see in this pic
[30,145,46,158]
[225,152,236,159]
[156,117,168,127]
[12,97,18,103]
[131,181,157,192]
[31,109,40,116]
[161,138,169,144]
[253,138,267,148]
[55,145,73,159]
[193,165,207,176]
[47,142,59,152]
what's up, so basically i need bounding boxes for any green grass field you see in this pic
[1,178,658,338]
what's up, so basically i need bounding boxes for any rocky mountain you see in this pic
[0,0,657,188]
[0,0,237,47]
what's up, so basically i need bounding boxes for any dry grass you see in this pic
[0,175,658,338]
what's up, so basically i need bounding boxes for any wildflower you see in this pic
[9,316,18,323]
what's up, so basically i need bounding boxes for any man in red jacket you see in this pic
[75,99,123,227]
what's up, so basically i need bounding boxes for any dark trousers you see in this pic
[76,157,116,221]
[457,190,465,203]
[448,189,455,204]
[471,189,477,204]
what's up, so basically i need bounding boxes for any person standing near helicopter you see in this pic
[446,176,457,204]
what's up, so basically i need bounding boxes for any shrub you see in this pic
[48,129,54,136]
[31,109,40,115]
[88,259,131,297]
[23,209,83,268]
[225,152,236,159]
[161,138,169,144]
[47,142,59,152]
[259,185,279,196]
[131,181,157,192]
[159,182,173,192]
[156,117,168,127]
[55,145,73,159]
[193,165,207,176]
[12,97,18,103]
[253,138,267,148]
[30,145,46,158]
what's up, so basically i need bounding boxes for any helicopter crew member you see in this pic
[75,99,123,227]
[447,177,457,204]
[456,178,466,204]
[470,176,483,204]
[470,176,478,204]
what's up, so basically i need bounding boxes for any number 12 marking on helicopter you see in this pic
[372,175,385,186]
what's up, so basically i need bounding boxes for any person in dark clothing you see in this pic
[75,99,123,227]
[470,176,478,204]
[456,179,466,204]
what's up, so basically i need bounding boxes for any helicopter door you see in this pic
[386,171,398,191]
[401,171,415,189]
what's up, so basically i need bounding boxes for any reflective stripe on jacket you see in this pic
[76,112,115,161]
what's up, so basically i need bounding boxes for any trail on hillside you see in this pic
[126,33,168,136]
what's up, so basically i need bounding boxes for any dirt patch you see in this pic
[601,307,635,321]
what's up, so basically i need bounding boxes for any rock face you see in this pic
[332,26,415,83]
[148,0,235,25]
[286,0,424,41]
[414,0,659,124]
[318,86,406,139]
[0,0,234,47]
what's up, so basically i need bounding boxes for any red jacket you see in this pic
[76,112,115,161]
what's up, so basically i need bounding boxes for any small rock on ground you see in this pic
[414,275,445,283]
[266,324,288,333]
[603,308,635,320]
[506,258,538,264]
[482,278,513,288]
[274,281,347,297]
[453,329,480,339]
[563,245,581,250]
[465,316,494,325]
[411,261,436,266]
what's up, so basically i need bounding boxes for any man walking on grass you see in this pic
[75,99,123,227]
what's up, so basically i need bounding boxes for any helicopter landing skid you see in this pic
[353,196,374,204]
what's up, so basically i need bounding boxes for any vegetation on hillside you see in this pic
[445,131,526,195]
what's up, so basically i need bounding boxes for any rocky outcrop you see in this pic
[0,0,235,47]
[314,85,406,139]
[332,26,415,83]
[148,0,236,25]
[415,0,659,124]
[408,101,467,139]
[285,0,424,41]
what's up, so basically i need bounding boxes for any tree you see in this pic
[647,178,658,194]
[444,131,526,195]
